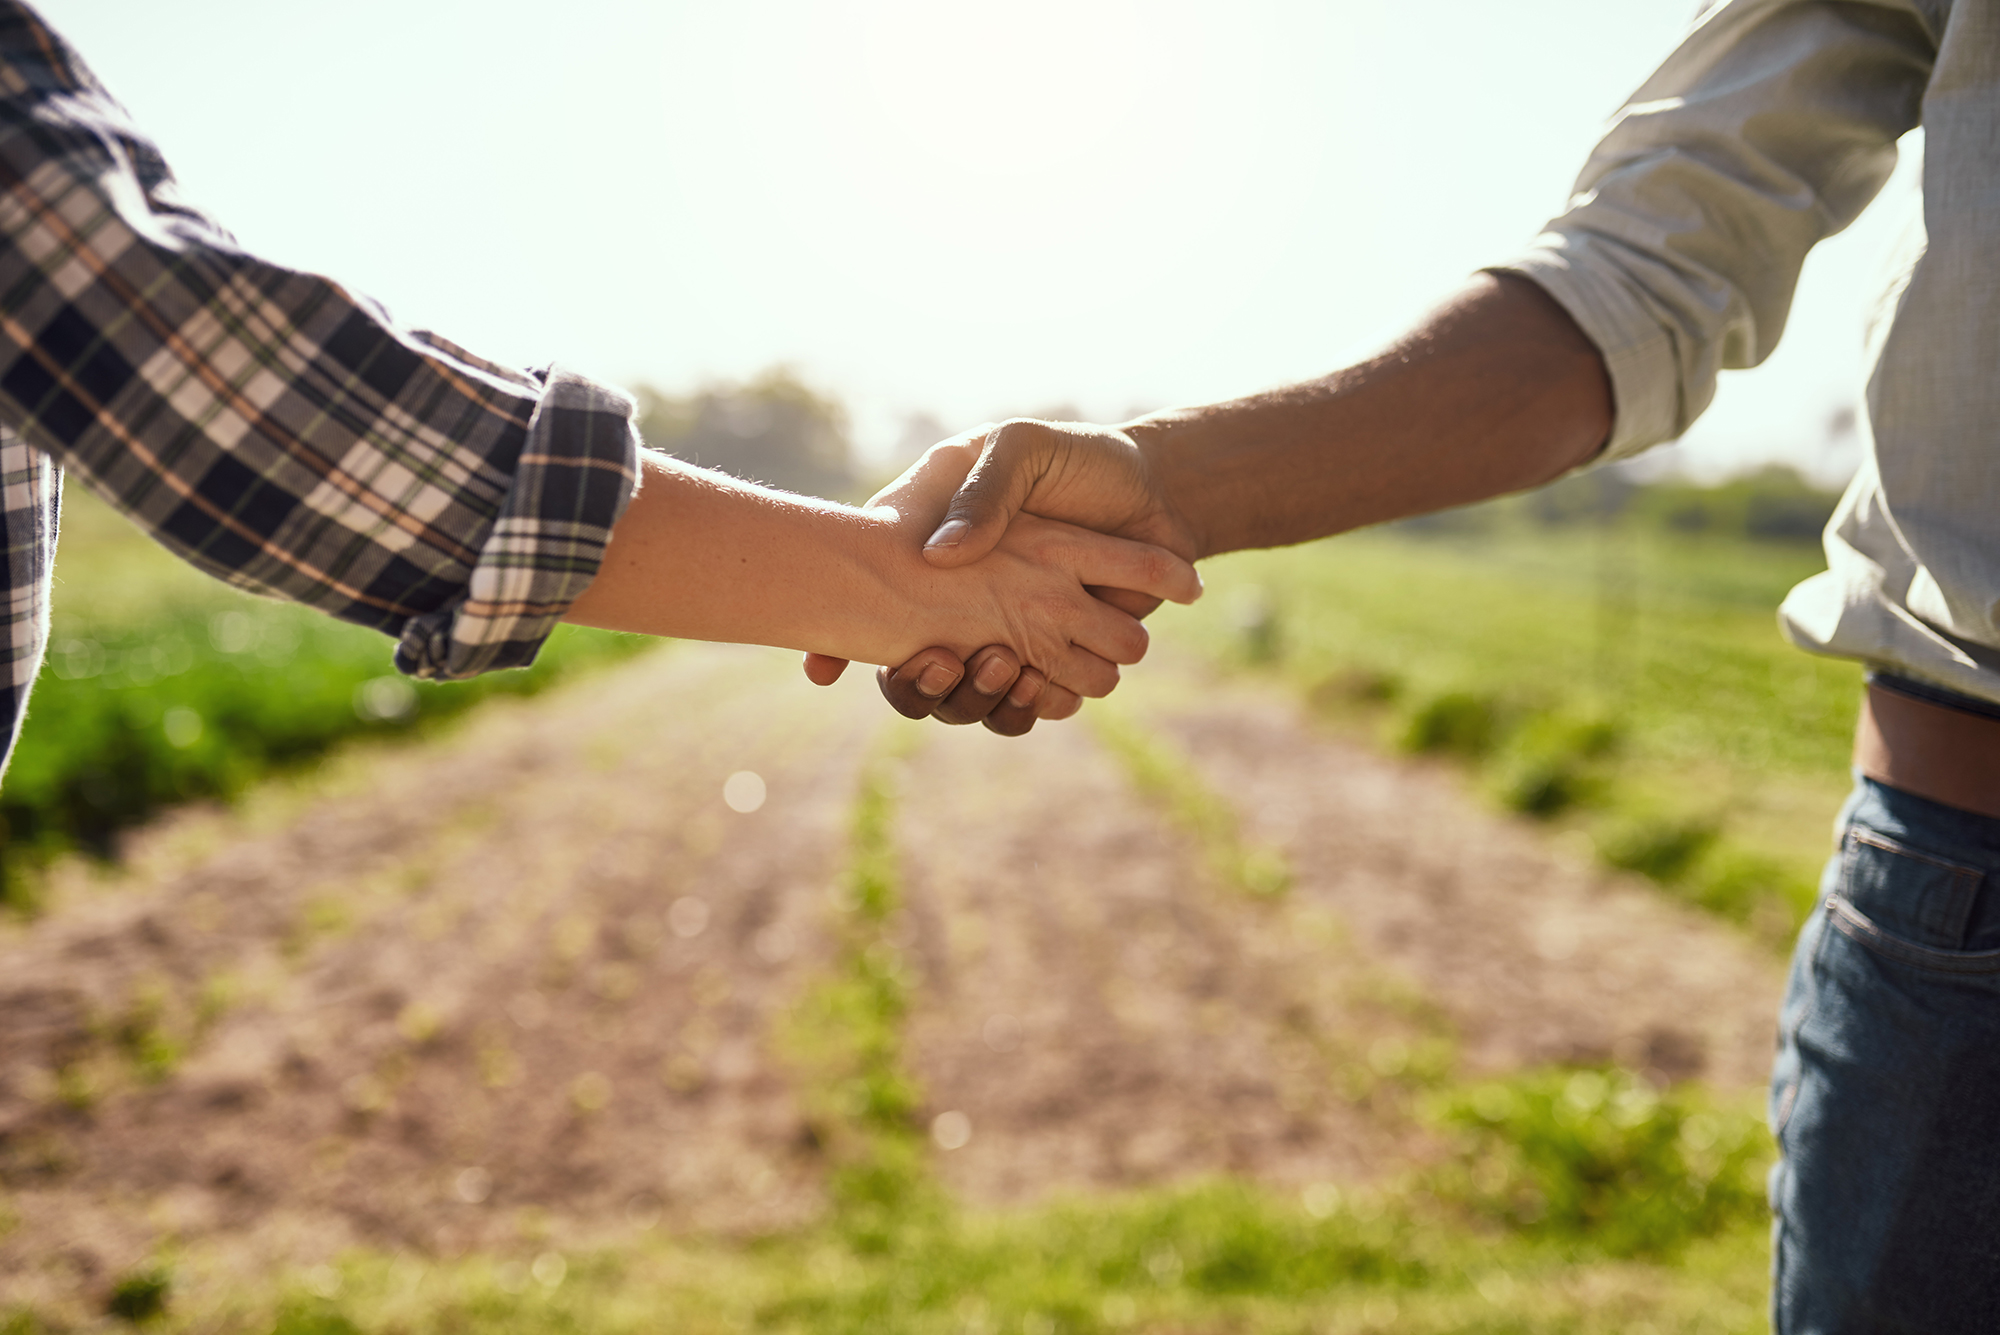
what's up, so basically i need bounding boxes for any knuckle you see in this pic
[932,438,982,470]
[992,416,1057,454]
[1028,588,1075,626]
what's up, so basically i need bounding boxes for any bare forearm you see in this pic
[562,452,912,661]
[1130,273,1613,559]
[563,452,1199,687]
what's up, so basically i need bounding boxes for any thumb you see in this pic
[802,653,849,686]
[921,420,1053,569]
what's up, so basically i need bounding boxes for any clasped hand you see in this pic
[806,418,1199,732]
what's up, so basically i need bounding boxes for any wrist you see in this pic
[838,509,986,666]
[1120,412,1217,561]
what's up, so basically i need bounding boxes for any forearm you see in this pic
[562,452,924,663]
[1129,273,1612,559]
[567,450,1197,695]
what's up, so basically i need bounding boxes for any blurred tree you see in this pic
[635,368,855,500]
[1391,463,1840,545]
[1524,467,1639,526]
[1629,465,1838,542]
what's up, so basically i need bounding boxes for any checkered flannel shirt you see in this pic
[0,2,641,776]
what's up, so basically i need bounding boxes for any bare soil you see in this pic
[1133,668,1787,1091]
[0,644,1788,1320]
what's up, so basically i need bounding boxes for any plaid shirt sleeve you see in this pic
[0,2,641,772]
[0,434,56,769]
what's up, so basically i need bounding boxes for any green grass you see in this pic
[1,486,653,906]
[1426,1067,1768,1259]
[1153,520,1858,940]
[234,1189,1764,1335]
[71,1079,1771,1335]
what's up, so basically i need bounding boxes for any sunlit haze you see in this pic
[50,0,1921,483]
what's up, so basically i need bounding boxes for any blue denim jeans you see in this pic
[1770,776,2000,1333]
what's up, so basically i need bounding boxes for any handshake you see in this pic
[565,276,1608,723]
[799,416,1205,735]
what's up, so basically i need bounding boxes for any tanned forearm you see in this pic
[563,452,910,656]
[563,451,1199,687]
[1128,273,1613,560]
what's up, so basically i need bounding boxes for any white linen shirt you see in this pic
[1498,0,2000,705]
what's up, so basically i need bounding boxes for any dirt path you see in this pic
[0,643,1788,1318]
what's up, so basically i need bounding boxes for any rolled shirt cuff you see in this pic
[1485,230,1696,464]
[394,368,639,679]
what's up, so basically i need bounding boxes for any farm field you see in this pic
[0,642,1786,1333]
[0,501,1860,1332]
[1153,520,1860,942]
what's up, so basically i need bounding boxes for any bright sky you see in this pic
[49,0,1921,482]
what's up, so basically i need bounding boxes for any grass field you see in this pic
[153,1187,1773,1335]
[1151,512,1858,942]
[0,482,1825,1333]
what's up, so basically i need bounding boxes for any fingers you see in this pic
[874,648,969,720]
[875,645,1033,730]
[802,652,849,686]
[1053,524,1204,607]
[1048,644,1122,699]
[1087,585,1165,620]
[868,643,1074,736]
[1014,521,1196,669]
[921,420,1057,570]
[980,665,1048,736]
[1036,683,1083,721]
[933,646,1024,725]
[1064,600,1151,669]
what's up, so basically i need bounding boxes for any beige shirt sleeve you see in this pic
[1495,0,1934,460]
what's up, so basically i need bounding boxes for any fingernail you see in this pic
[1007,675,1044,709]
[973,656,1014,694]
[916,663,957,698]
[925,519,970,550]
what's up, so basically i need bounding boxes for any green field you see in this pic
[1152,507,1858,943]
[1,486,649,906]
